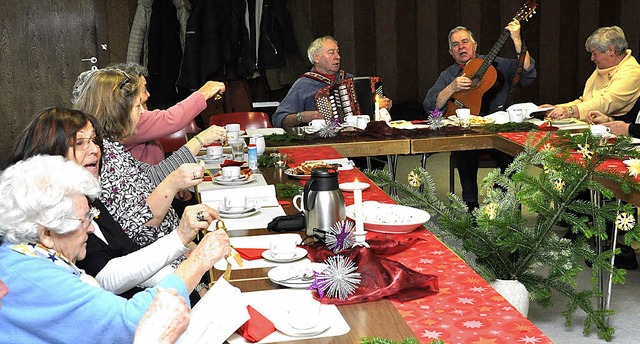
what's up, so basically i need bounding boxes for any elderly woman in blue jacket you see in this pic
[0,155,230,343]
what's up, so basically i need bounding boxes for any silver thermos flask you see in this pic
[302,167,345,238]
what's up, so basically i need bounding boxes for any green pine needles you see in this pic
[367,131,640,341]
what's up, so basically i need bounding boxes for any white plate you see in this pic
[345,201,431,234]
[305,158,354,171]
[212,175,255,185]
[549,119,574,125]
[219,208,260,219]
[218,206,256,215]
[339,182,370,192]
[284,168,311,180]
[268,263,327,288]
[262,247,308,263]
[274,319,331,337]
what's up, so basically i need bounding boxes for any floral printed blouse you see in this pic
[99,139,195,247]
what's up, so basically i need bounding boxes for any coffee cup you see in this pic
[224,194,247,211]
[344,115,357,126]
[221,166,241,179]
[455,108,471,119]
[508,108,526,123]
[225,123,241,142]
[590,124,611,137]
[308,119,325,129]
[356,115,370,130]
[292,194,304,212]
[206,144,223,159]
[288,298,321,330]
[269,238,297,259]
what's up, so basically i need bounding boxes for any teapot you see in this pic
[293,167,345,238]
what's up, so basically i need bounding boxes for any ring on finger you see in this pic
[192,171,199,179]
[196,211,207,222]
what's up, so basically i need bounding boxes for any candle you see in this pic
[354,185,364,234]
[374,95,380,121]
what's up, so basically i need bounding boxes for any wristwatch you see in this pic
[194,282,208,293]
[296,112,303,124]
[567,106,575,118]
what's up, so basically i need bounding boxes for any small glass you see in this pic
[229,139,244,161]
[273,152,288,169]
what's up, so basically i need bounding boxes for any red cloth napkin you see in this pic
[220,159,245,167]
[234,248,267,260]
[236,305,276,342]
[538,121,559,131]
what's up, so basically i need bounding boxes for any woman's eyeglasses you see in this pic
[69,207,100,229]
[74,136,101,150]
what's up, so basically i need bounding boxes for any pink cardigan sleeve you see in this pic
[124,91,207,145]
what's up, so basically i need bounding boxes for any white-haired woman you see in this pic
[0,155,230,343]
[545,26,640,120]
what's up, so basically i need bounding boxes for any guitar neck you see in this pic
[474,30,511,80]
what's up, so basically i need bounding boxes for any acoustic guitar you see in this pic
[445,0,537,117]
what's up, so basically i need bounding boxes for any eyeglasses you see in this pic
[74,135,101,151]
[69,207,100,229]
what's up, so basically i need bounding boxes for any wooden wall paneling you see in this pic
[310,0,334,38]
[479,0,502,54]
[416,0,439,106]
[374,0,397,100]
[537,0,560,103]
[620,0,640,57]
[436,0,461,73]
[353,0,376,76]
[104,0,130,64]
[333,1,356,73]
[576,0,601,101]
[394,0,418,102]
[600,0,620,26]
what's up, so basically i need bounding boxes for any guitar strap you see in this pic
[506,41,527,106]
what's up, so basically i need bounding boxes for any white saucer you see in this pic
[218,206,255,215]
[274,319,331,337]
[219,208,260,219]
[262,247,308,263]
[268,263,327,288]
[212,175,255,185]
[339,182,371,192]
[304,127,321,134]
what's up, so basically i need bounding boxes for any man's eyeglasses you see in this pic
[74,136,101,151]
[69,207,100,229]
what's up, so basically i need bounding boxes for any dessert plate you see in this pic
[219,208,260,219]
[268,263,327,288]
[262,247,308,263]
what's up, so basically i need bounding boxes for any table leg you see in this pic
[387,154,398,197]
[604,199,622,325]
[420,153,432,192]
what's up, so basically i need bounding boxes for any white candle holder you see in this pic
[339,180,370,248]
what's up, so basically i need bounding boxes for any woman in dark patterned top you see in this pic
[73,69,225,247]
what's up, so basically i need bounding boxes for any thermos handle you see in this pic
[303,178,315,211]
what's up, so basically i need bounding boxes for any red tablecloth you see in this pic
[278,146,553,343]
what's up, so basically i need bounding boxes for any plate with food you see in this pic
[547,118,575,125]
[468,115,494,126]
[345,201,431,234]
[284,161,337,179]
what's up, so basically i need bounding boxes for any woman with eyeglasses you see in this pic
[0,155,231,343]
[10,107,219,298]
[72,69,225,248]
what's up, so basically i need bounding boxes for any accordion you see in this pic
[314,76,384,123]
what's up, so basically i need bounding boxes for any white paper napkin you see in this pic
[178,278,250,344]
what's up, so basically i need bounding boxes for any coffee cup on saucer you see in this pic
[221,166,241,180]
[344,115,357,126]
[270,239,297,259]
[206,144,223,159]
[308,119,325,129]
[224,194,247,212]
[356,115,370,130]
[590,124,611,137]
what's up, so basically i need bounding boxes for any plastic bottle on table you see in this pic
[248,143,258,171]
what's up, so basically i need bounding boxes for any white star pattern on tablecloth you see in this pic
[420,329,442,339]
[490,330,502,335]
[457,297,475,304]
[453,309,465,315]
[431,250,444,255]
[502,306,514,311]
[420,304,430,310]
[462,320,483,328]
[469,286,487,292]
[517,335,543,343]
[420,258,434,264]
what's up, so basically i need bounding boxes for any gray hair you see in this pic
[448,26,476,50]
[0,155,101,244]
[70,63,148,104]
[585,26,628,54]
[307,36,338,64]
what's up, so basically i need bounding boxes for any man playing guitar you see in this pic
[422,20,537,211]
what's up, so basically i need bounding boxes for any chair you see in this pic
[449,151,498,194]
[158,120,200,153]
[208,112,272,130]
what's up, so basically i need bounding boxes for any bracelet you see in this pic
[296,112,303,123]
[194,282,208,293]
[194,135,204,147]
